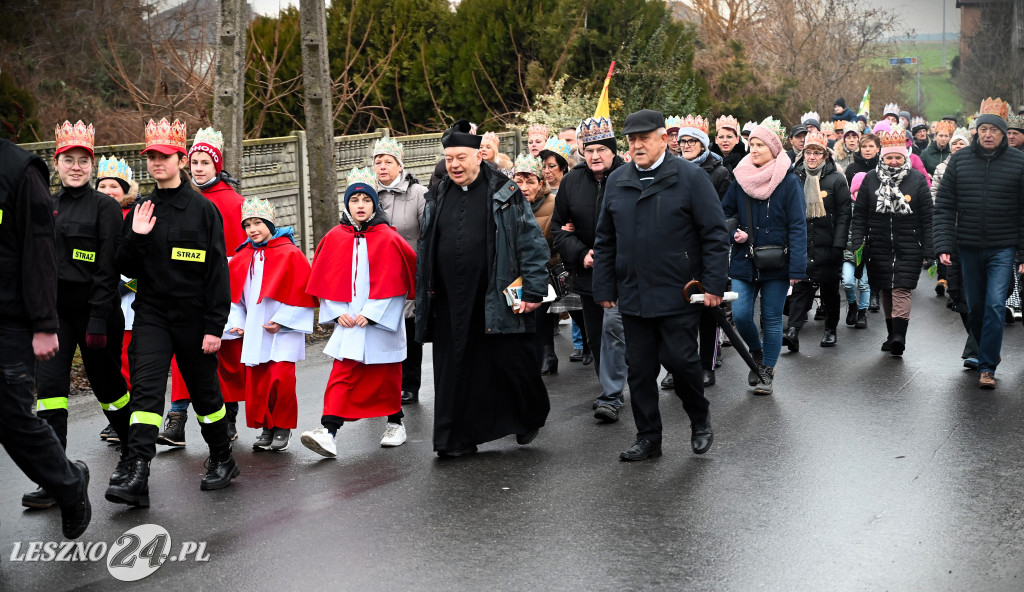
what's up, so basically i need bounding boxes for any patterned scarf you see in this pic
[874,160,913,215]
[801,160,826,219]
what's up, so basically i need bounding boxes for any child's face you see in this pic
[243,217,272,243]
[349,193,375,223]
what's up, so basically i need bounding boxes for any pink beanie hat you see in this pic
[850,172,867,200]
[872,120,891,134]
[748,125,783,158]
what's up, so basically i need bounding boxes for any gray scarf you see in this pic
[801,160,826,219]
[874,161,913,215]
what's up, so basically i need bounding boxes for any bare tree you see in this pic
[245,17,304,138]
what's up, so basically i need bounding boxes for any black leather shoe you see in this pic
[691,422,714,455]
[594,404,619,423]
[581,352,593,365]
[109,448,133,486]
[703,369,715,387]
[660,374,675,389]
[401,390,419,404]
[22,486,57,509]
[869,294,880,312]
[105,458,150,508]
[516,428,539,445]
[61,461,91,539]
[820,329,837,347]
[855,309,867,329]
[200,448,240,490]
[784,327,800,352]
[814,306,826,321]
[845,304,857,326]
[437,445,478,458]
[619,439,662,461]
[569,348,584,362]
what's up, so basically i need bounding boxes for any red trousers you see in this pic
[170,337,246,403]
[323,359,401,419]
[244,361,297,429]
[120,330,132,391]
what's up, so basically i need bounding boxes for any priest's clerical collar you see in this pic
[459,170,486,192]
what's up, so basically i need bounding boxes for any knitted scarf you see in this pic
[734,151,793,200]
[801,160,826,219]
[874,160,912,215]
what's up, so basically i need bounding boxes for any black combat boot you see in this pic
[846,304,857,326]
[109,446,133,486]
[156,411,187,447]
[200,446,240,491]
[889,318,908,356]
[105,458,151,508]
[881,319,894,351]
[855,309,868,329]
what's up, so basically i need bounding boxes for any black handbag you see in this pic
[547,262,572,300]
[744,194,788,272]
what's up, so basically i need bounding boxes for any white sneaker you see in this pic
[300,427,337,458]
[380,422,407,447]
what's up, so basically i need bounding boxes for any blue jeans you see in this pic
[842,261,870,310]
[571,320,583,349]
[958,246,1015,374]
[732,278,790,368]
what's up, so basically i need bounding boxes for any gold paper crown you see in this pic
[578,117,615,144]
[833,120,847,131]
[346,166,378,188]
[665,115,683,131]
[96,156,132,183]
[481,131,500,147]
[883,103,901,117]
[513,153,544,178]
[241,197,276,224]
[803,130,828,150]
[800,111,820,125]
[527,123,549,138]
[542,137,573,162]
[820,121,835,133]
[759,116,786,140]
[144,118,187,152]
[935,120,957,135]
[980,97,1010,120]
[715,115,740,134]
[55,120,95,155]
[679,115,709,135]
[191,127,223,152]
[372,136,404,164]
[879,129,906,149]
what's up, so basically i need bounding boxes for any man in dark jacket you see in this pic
[550,117,628,422]
[592,110,730,461]
[415,119,550,456]
[0,138,90,539]
[934,104,1024,389]
[832,98,858,123]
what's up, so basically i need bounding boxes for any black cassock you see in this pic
[431,176,549,452]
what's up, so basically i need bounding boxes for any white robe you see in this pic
[321,235,406,364]
[224,249,314,366]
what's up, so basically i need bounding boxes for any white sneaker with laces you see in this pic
[300,427,337,458]
[380,422,407,447]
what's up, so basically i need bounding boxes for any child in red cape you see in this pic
[225,198,316,452]
[301,166,416,458]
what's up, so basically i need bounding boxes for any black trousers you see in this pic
[402,317,422,395]
[35,305,130,449]
[580,294,605,374]
[128,300,229,460]
[567,309,590,353]
[621,310,709,444]
[0,325,85,508]
[698,309,719,372]
[788,279,841,330]
[533,304,556,360]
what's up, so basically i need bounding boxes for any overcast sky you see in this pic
[249,0,960,36]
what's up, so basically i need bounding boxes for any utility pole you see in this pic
[917,57,922,111]
[300,0,336,245]
[212,0,247,181]
[943,0,947,68]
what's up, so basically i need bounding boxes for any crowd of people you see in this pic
[2,93,1023,539]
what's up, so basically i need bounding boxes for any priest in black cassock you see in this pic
[415,119,551,457]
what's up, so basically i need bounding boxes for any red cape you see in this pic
[204,180,248,252]
[306,223,416,303]
[230,236,318,308]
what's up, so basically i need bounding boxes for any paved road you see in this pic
[2,283,1023,591]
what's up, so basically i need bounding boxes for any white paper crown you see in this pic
[241,197,275,224]
[96,156,133,183]
[665,115,683,130]
[346,166,378,188]
[910,116,926,129]
[191,127,224,152]
[759,116,786,140]
[800,111,820,125]
[820,121,835,133]
[372,136,404,164]
[882,103,901,117]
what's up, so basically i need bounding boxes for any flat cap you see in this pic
[621,109,666,135]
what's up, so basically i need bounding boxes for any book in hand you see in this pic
[504,277,558,313]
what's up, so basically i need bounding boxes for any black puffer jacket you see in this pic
[711,142,747,172]
[933,137,1024,260]
[697,155,733,198]
[549,156,625,295]
[844,151,879,185]
[793,158,852,283]
[849,167,933,290]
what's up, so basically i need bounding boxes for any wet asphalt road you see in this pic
[2,280,1024,591]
